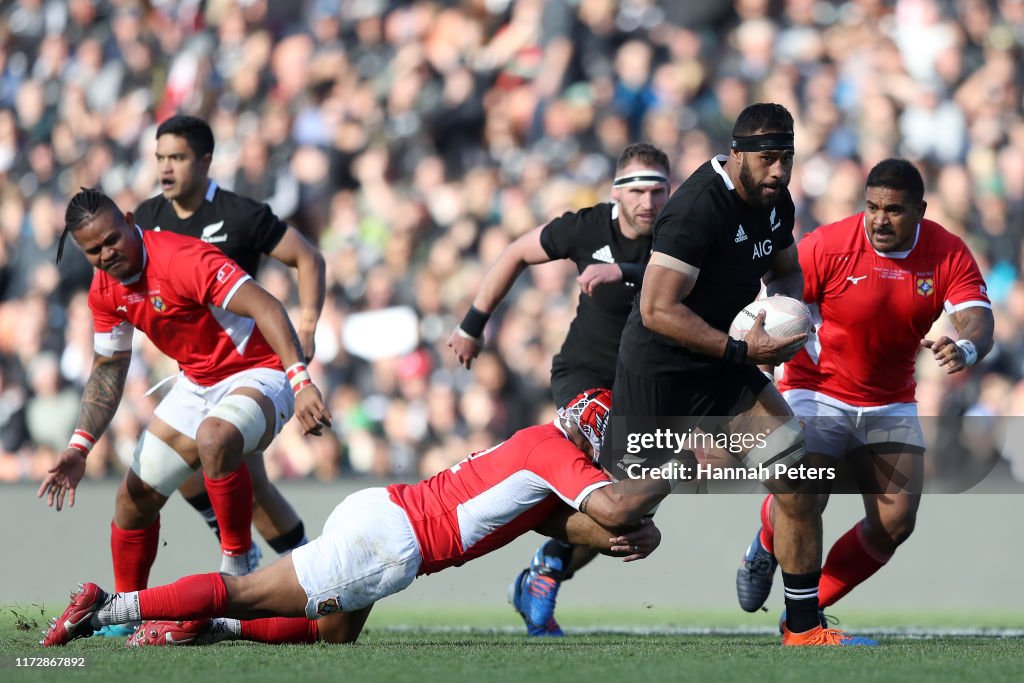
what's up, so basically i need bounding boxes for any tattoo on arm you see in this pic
[950,306,995,356]
[579,493,590,515]
[77,353,130,437]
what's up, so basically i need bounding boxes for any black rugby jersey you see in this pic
[539,202,652,375]
[618,156,796,376]
[134,180,288,277]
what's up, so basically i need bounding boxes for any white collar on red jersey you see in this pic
[862,216,921,259]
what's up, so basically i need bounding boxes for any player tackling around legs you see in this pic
[41,389,668,647]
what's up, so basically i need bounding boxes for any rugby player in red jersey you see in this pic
[735,159,994,620]
[41,389,667,647]
[38,189,332,603]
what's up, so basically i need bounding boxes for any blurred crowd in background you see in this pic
[1,0,1023,485]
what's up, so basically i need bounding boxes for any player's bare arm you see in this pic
[535,505,662,561]
[37,351,131,511]
[577,262,625,296]
[922,306,995,374]
[226,280,333,435]
[268,227,326,362]
[578,476,673,529]
[641,257,803,365]
[448,225,551,368]
[763,243,804,299]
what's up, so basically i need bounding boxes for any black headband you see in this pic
[731,133,795,152]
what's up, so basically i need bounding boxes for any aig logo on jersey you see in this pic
[151,295,166,312]
[916,276,934,296]
[752,239,773,259]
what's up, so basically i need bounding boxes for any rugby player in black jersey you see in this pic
[603,103,873,646]
[448,143,670,636]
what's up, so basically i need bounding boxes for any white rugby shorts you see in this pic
[153,367,293,440]
[784,389,925,457]
[291,487,422,619]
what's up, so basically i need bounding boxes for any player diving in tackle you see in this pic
[41,389,667,647]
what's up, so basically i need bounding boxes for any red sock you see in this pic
[204,464,253,555]
[240,617,319,644]
[111,518,160,592]
[138,572,229,620]
[819,521,891,608]
[758,494,775,554]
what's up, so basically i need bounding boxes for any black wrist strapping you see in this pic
[460,306,490,339]
[724,338,748,365]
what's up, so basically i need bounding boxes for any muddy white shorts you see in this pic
[784,389,925,457]
[291,487,422,618]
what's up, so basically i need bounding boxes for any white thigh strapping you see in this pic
[291,488,421,619]
[207,394,266,454]
[130,431,194,497]
[784,389,924,457]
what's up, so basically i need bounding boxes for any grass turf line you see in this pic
[2,608,1023,683]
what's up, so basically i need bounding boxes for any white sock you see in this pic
[213,618,242,639]
[93,591,141,627]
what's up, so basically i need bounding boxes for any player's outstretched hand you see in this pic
[577,263,623,296]
[295,384,333,436]
[609,516,661,562]
[447,328,482,369]
[744,310,806,365]
[37,450,87,511]
[921,336,966,374]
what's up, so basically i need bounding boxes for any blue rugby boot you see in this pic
[508,540,573,636]
[736,528,778,612]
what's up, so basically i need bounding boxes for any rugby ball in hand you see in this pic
[729,296,813,354]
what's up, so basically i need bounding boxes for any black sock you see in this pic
[267,522,307,555]
[535,539,575,580]
[782,570,822,632]
[184,492,220,540]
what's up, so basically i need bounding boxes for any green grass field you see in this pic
[3,606,1023,683]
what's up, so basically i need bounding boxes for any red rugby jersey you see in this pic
[780,214,989,406]
[89,230,282,386]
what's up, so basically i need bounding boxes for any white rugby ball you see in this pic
[729,296,813,354]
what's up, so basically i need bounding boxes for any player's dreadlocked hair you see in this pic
[57,188,119,263]
[616,142,670,175]
[157,114,215,158]
[866,158,925,205]
[732,103,794,137]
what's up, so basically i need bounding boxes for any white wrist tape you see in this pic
[455,327,482,344]
[286,362,312,395]
[68,430,96,457]
[955,339,978,367]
